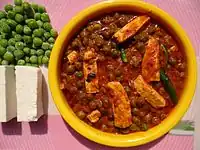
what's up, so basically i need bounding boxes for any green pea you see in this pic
[6,19,18,29]
[31,3,38,12]
[4,4,13,12]
[0,34,6,40]
[12,31,17,37]
[15,42,24,50]
[38,5,46,13]
[14,0,23,6]
[40,28,45,33]
[8,38,16,46]
[42,42,49,50]
[15,14,24,23]
[14,50,24,60]
[30,49,37,55]
[1,60,9,65]
[33,37,43,47]
[0,46,6,56]
[24,56,30,62]
[36,49,44,56]
[22,2,29,10]
[48,37,55,43]
[38,55,42,65]
[34,13,41,20]
[25,19,34,24]
[3,51,14,62]
[129,124,140,131]
[7,11,16,19]
[14,6,24,14]
[7,45,15,52]
[75,71,83,78]
[30,55,38,64]
[41,13,50,22]
[45,50,51,58]
[111,49,120,58]
[36,20,43,28]
[23,26,32,35]
[141,123,148,131]
[14,34,22,42]
[0,35,6,40]
[43,22,52,31]
[24,14,28,20]
[44,32,51,39]
[33,29,42,37]
[27,19,38,29]
[76,111,86,120]
[49,43,54,50]
[0,33,7,40]
[0,39,8,48]
[0,11,6,19]
[0,18,6,22]
[23,47,30,55]
[16,24,24,34]
[33,28,43,37]
[0,33,9,39]
[23,35,32,44]
[0,22,11,33]
[25,63,31,66]
[42,55,49,64]
[93,23,102,30]
[50,29,58,38]
[17,59,25,65]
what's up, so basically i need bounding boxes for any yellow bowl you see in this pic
[49,0,197,147]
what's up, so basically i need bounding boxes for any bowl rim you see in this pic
[49,0,197,147]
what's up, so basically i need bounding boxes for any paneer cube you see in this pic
[107,82,132,128]
[15,66,44,122]
[67,51,78,64]
[0,66,17,122]
[113,15,150,43]
[83,48,99,93]
[134,75,166,108]
[142,37,160,82]
[87,110,101,123]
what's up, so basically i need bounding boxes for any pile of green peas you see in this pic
[0,0,57,67]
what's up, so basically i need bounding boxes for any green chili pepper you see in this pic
[115,43,128,63]
[120,48,128,63]
[161,44,168,67]
[160,69,178,105]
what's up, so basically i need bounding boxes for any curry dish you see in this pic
[60,12,187,134]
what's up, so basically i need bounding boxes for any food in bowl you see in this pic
[59,12,187,134]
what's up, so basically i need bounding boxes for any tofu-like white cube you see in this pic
[15,66,44,122]
[0,66,17,122]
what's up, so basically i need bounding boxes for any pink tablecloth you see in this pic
[0,0,199,150]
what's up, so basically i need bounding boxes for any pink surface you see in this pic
[0,0,199,149]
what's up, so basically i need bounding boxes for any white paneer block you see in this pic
[15,66,44,122]
[0,66,17,122]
